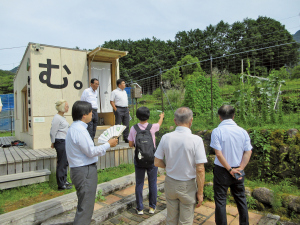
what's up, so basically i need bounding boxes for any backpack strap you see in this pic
[145,123,152,131]
[134,124,152,132]
[134,124,141,133]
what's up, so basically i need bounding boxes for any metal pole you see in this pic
[210,56,213,122]
[10,108,13,136]
[241,59,244,83]
[160,68,164,112]
[131,89,134,120]
[136,98,138,113]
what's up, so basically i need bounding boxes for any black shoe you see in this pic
[58,185,72,191]
[65,181,73,186]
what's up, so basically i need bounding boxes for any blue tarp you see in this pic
[0,94,14,131]
[125,87,135,105]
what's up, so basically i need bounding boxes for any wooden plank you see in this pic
[105,151,110,168]
[96,156,100,170]
[123,148,128,164]
[0,169,51,182]
[39,149,54,171]
[1,137,11,145]
[114,149,119,167]
[119,149,124,165]
[0,148,7,175]
[27,149,44,171]
[110,151,115,168]
[12,146,30,172]
[18,148,38,171]
[8,147,22,173]
[128,148,133,164]
[0,175,50,190]
[0,148,7,164]
[3,148,15,174]
[100,155,105,170]
[43,148,57,172]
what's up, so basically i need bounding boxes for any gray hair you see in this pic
[174,107,193,125]
[55,99,67,112]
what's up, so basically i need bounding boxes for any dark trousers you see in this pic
[113,107,129,140]
[135,164,158,211]
[54,139,68,188]
[70,163,98,225]
[213,165,249,225]
[87,109,98,141]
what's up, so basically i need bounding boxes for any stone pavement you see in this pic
[41,174,274,225]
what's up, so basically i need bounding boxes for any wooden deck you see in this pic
[0,136,134,177]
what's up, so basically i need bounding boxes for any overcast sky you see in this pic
[0,0,299,71]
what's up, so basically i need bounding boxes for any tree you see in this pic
[162,55,204,88]
[0,70,15,94]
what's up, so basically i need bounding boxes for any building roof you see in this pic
[87,47,128,62]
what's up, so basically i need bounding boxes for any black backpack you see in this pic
[134,124,156,167]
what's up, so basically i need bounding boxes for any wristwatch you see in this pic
[228,168,233,173]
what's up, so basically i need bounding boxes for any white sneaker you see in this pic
[136,209,143,215]
[149,207,156,214]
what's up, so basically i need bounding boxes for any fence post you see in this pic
[10,108,13,136]
[210,56,213,122]
[160,68,164,112]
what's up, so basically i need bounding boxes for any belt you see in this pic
[116,106,128,108]
[92,109,98,112]
[87,162,96,166]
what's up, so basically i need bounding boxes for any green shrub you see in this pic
[203,185,214,201]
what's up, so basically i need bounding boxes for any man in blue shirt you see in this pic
[210,105,252,225]
[66,101,118,225]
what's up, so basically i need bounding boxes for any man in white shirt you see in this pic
[210,105,252,225]
[110,79,129,143]
[154,107,207,225]
[80,78,99,141]
[66,101,118,225]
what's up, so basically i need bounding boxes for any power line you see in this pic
[0,46,26,51]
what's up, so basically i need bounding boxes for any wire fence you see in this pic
[124,43,300,129]
[0,94,14,133]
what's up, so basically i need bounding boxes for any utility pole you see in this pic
[160,68,164,112]
[210,56,213,122]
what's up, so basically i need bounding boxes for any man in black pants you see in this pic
[81,78,99,141]
[210,105,252,225]
[110,79,129,143]
[66,101,118,225]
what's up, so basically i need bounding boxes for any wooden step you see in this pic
[0,169,51,190]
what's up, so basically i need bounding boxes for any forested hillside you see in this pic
[0,70,14,94]
[101,16,299,82]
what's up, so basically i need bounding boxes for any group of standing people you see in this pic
[50,76,252,225]
[154,105,252,225]
[49,78,129,224]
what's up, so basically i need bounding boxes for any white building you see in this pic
[14,43,127,149]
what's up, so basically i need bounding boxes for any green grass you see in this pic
[0,163,135,214]
[0,131,14,137]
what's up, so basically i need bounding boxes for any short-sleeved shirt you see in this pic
[128,122,160,148]
[210,119,252,168]
[110,88,128,107]
[81,87,98,109]
[155,126,207,181]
